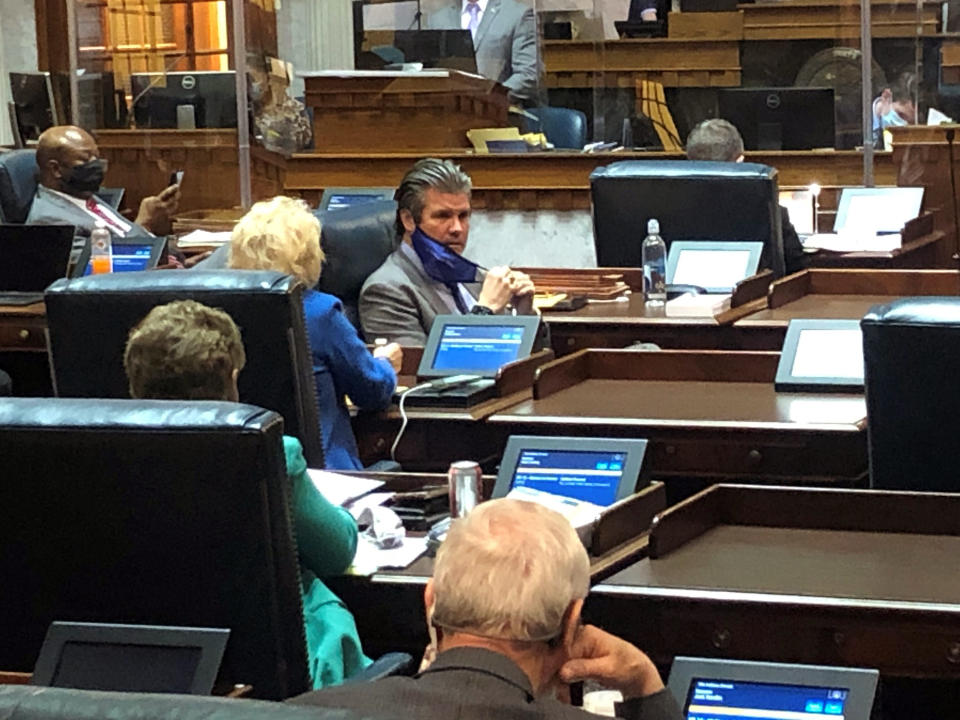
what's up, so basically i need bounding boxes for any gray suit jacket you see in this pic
[290,647,681,720]
[359,246,481,345]
[426,0,538,102]
[26,186,150,257]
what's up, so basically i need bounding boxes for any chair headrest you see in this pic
[0,397,279,433]
[316,199,398,303]
[46,268,296,296]
[0,149,38,223]
[591,159,777,182]
[0,685,370,720]
[862,296,960,327]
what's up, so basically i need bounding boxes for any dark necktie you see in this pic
[446,283,469,313]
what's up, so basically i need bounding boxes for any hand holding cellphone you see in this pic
[168,170,184,186]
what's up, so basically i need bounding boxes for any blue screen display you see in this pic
[686,678,849,720]
[83,243,153,275]
[327,194,383,211]
[511,449,626,506]
[431,324,525,372]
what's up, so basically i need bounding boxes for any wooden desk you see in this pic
[329,473,667,658]
[285,150,896,212]
[591,485,960,681]
[487,350,868,502]
[734,268,960,348]
[93,129,286,214]
[0,301,51,397]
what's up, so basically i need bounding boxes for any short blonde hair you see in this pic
[432,499,590,642]
[228,196,324,287]
[124,300,246,401]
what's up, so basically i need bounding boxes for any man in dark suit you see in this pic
[26,125,180,257]
[359,158,536,345]
[686,118,809,275]
[290,498,681,719]
[426,0,538,103]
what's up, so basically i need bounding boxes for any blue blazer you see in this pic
[303,289,396,470]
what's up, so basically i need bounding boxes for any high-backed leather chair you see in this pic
[44,269,324,467]
[589,160,785,277]
[862,297,960,491]
[315,199,397,332]
[0,683,367,719]
[0,149,38,223]
[526,106,588,150]
[0,398,310,699]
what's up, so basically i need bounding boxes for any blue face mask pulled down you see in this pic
[410,226,480,285]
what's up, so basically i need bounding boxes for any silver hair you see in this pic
[432,498,590,642]
[686,118,744,162]
[394,158,472,239]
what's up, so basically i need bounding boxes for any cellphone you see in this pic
[169,170,184,186]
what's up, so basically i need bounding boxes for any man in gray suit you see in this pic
[359,158,535,345]
[426,0,538,103]
[26,125,180,257]
[291,498,680,720]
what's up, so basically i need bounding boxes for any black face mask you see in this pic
[61,158,106,195]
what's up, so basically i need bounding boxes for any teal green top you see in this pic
[283,435,372,688]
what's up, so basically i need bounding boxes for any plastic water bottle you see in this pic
[642,218,666,306]
[89,221,112,274]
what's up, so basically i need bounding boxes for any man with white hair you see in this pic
[291,499,680,719]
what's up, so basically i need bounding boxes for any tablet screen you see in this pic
[511,448,626,506]
[51,641,202,693]
[325,194,385,211]
[790,328,863,379]
[431,323,526,373]
[672,249,753,290]
[83,243,154,275]
[685,678,849,720]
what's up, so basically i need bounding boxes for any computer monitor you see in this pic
[319,187,394,212]
[718,87,836,150]
[131,71,237,129]
[32,622,229,695]
[9,72,58,141]
[48,71,121,130]
[666,240,763,294]
[775,319,864,393]
[390,30,478,74]
[668,657,879,720]
[492,436,648,506]
[417,314,542,379]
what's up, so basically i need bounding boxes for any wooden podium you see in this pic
[301,70,508,153]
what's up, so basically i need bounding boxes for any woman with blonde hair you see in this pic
[229,196,401,470]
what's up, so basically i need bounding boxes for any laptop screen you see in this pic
[430,323,527,373]
[685,677,849,719]
[51,641,202,693]
[511,448,627,506]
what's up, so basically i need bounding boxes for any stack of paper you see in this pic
[665,293,732,317]
[803,233,902,253]
[306,469,385,507]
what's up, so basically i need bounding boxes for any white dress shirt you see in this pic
[461,0,489,32]
[47,187,133,236]
[400,242,477,314]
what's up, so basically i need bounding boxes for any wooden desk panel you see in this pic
[285,151,896,211]
[591,485,960,681]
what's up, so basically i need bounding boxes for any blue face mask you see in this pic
[410,226,479,284]
[880,108,908,129]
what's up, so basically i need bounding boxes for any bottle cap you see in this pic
[647,218,660,235]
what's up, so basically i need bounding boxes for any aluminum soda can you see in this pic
[448,460,483,518]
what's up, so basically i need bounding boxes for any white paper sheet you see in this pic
[307,469,385,507]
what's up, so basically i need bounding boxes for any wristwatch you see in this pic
[469,304,494,316]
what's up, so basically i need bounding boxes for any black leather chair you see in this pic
[0,398,310,699]
[44,269,324,467]
[0,149,38,223]
[0,368,11,396]
[589,160,785,277]
[0,685,368,719]
[315,199,398,332]
[526,106,588,150]
[862,297,960,492]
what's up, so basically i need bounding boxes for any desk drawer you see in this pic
[0,321,47,351]
[647,432,867,480]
